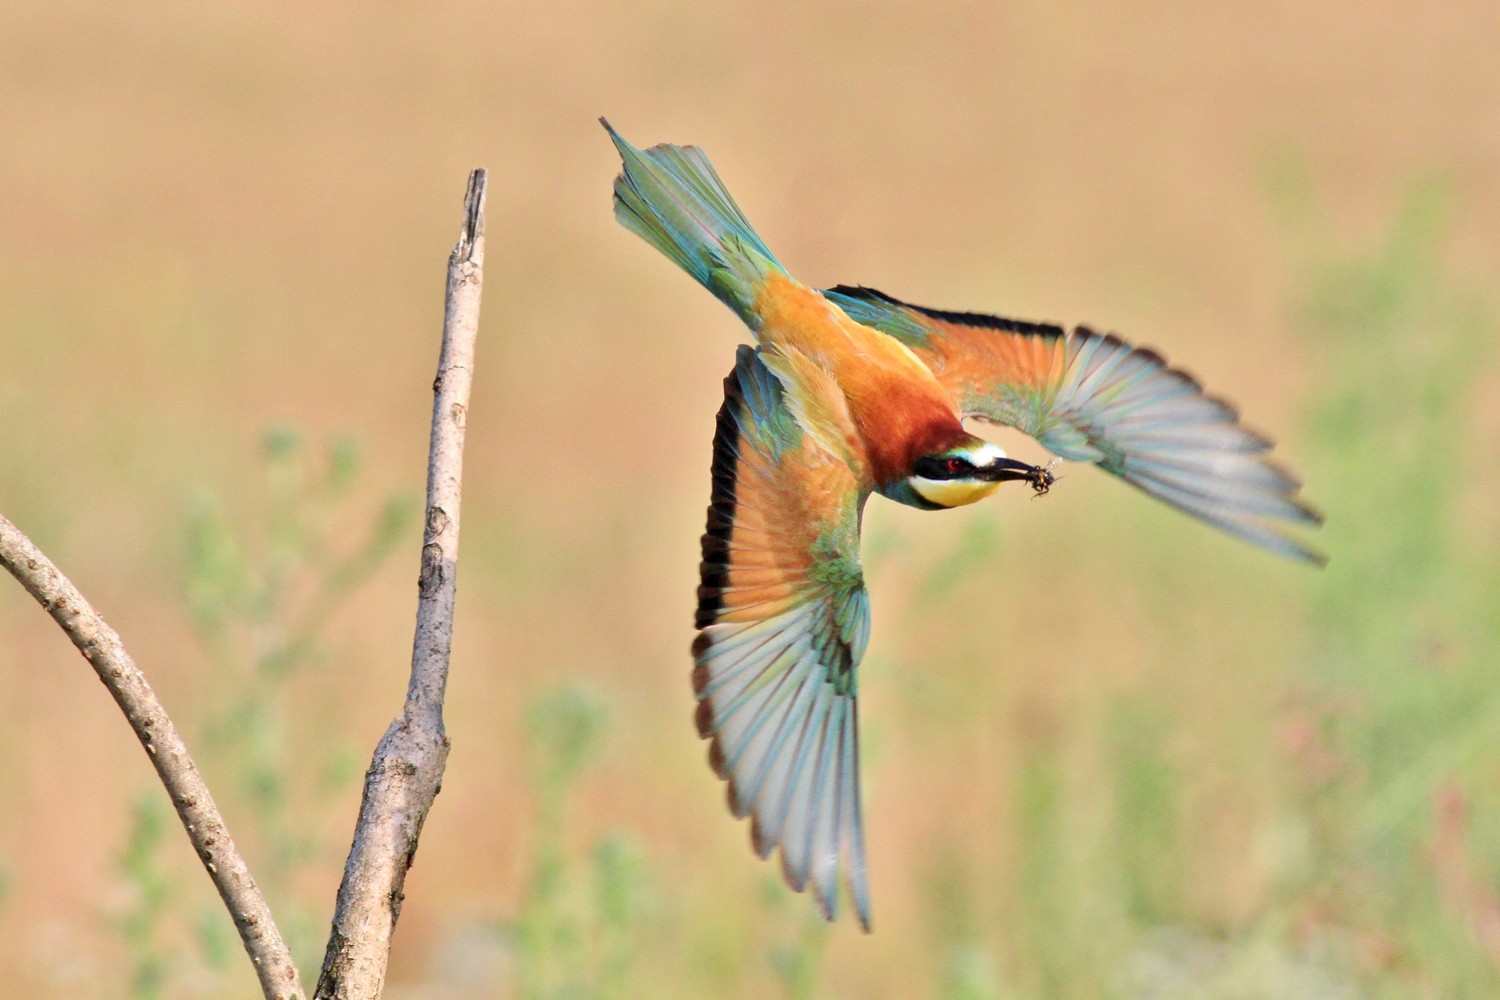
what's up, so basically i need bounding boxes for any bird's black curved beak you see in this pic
[981,458,1058,495]
[979,457,1044,482]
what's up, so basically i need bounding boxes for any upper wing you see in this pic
[695,344,875,930]
[823,285,1325,565]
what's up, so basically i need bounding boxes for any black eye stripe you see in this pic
[914,455,973,480]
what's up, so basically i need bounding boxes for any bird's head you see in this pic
[888,434,1052,510]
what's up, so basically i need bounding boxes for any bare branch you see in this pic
[0,515,305,1000]
[313,168,488,1000]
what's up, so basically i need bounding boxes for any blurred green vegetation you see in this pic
[509,682,650,1000]
[1279,174,1499,997]
[113,430,415,996]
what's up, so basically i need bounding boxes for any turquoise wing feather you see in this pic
[695,345,875,929]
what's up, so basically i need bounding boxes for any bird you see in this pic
[602,119,1323,932]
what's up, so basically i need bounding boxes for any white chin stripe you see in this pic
[970,441,1007,465]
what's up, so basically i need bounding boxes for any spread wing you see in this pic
[695,344,875,929]
[823,285,1325,565]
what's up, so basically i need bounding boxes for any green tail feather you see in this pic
[603,118,787,326]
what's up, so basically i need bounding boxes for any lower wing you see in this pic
[694,344,876,928]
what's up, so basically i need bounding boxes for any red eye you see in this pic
[946,457,964,474]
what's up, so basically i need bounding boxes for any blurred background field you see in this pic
[2,2,1499,997]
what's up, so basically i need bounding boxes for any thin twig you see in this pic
[313,168,487,1000]
[0,515,305,1000]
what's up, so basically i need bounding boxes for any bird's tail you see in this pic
[603,119,787,327]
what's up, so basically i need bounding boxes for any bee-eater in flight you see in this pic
[603,119,1323,931]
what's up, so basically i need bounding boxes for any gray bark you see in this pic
[313,168,488,1000]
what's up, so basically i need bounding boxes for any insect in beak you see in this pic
[980,457,1060,496]
[1029,458,1060,497]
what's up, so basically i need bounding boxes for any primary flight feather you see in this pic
[603,119,1323,931]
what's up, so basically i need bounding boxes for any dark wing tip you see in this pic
[835,284,1066,339]
[779,846,810,892]
[696,359,747,630]
[826,283,898,303]
[707,737,730,781]
[691,632,714,663]
[750,812,777,857]
[694,698,716,740]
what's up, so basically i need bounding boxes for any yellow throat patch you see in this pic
[909,476,1004,508]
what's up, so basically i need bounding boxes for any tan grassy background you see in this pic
[2,2,1498,998]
